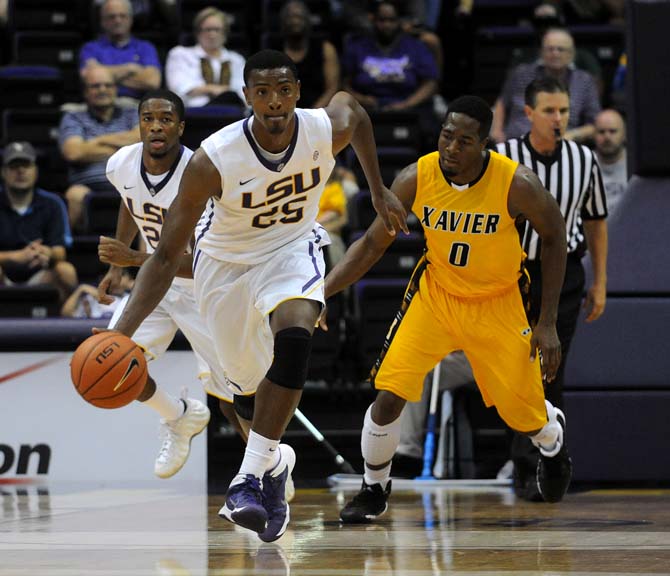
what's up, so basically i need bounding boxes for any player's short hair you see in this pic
[445,95,493,141]
[243,49,299,85]
[525,76,569,108]
[138,89,185,121]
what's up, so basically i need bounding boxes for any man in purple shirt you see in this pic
[80,0,161,100]
[343,1,438,112]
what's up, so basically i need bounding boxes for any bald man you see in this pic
[594,109,627,216]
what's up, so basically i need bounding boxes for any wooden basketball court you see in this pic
[2,482,669,575]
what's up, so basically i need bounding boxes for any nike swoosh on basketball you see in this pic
[113,357,140,391]
[239,177,256,185]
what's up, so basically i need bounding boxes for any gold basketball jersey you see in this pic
[413,150,523,298]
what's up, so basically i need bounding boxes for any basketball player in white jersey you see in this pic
[96,90,236,480]
[109,50,408,542]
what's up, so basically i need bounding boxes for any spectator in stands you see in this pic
[0,142,78,304]
[61,271,133,318]
[342,0,439,140]
[275,0,340,109]
[59,66,140,231]
[317,166,357,266]
[491,27,601,143]
[165,7,246,108]
[594,109,627,216]
[560,0,625,25]
[80,0,162,101]
[94,0,179,37]
[512,3,603,95]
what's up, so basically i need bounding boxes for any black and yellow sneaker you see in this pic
[536,410,573,503]
[340,480,392,524]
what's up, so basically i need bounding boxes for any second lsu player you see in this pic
[97,89,235,479]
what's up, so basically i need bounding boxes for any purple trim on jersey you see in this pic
[301,240,321,293]
[194,198,215,249]
[312,226,323,248]
[192,248,203,276]
[242,113,300,172]
[140,145,184,196]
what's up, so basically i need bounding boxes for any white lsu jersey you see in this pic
[195,107,336,264]
[106,142,194,286]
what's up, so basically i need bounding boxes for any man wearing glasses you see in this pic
[491,27,601,143]
[59,66,140,231]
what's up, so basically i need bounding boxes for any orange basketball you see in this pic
[71,332,147,409]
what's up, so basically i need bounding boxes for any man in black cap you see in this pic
[0,141,78,303]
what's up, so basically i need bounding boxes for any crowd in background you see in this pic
[0,0,627,319]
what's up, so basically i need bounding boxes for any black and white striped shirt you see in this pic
[497,135,607,260]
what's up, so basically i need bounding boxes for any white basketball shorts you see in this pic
[193,228,330,395]
[108,280,233,402]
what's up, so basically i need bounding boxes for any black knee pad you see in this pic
[265,327,312,390]
[233,393,255,421]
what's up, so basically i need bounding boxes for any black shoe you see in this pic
[536,410,573,503]
[513,458,544,502]
[340,480,391,524]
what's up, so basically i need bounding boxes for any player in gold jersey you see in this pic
[322,96,573,521]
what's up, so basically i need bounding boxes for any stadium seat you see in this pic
[348,231,424,279]
[13,31,81,69]
[369,110,422,153]
[0,286,61,318]
[182,108,244,151]
[473,26,535,105]
[8,0,87,33]
[1,109,61,146]
[348,189,421,233]
[67,236,108,285]
[12,32,81,97]
[308,291,344,383]
[0,66,63,110]
[349,148,418,194]
[85,193,120,236]
[352,279,406,377]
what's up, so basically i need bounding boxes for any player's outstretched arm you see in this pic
[508,165,567,382]
[112,149,220,337]
[324,163,417,300]
[326,91,409,236]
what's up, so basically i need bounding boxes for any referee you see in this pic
[497,76,608,501]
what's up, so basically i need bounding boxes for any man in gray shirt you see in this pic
[594,109,628,217]
[59,66,139,231]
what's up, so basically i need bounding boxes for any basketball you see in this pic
[71,332,148,409]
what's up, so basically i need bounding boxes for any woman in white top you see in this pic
[166,7,246,108]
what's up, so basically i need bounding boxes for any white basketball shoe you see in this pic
[155,396,210,479]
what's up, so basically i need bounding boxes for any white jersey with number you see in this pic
[106,142,193,287]
[195,107,336,264]
[106,143,190,246]
[105,142,232,401]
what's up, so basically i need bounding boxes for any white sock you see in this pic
[364,462,393,488]
[142,388,184,421]
[361,404,402,489]
[530,400,563,457]
[232,430,279,484]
